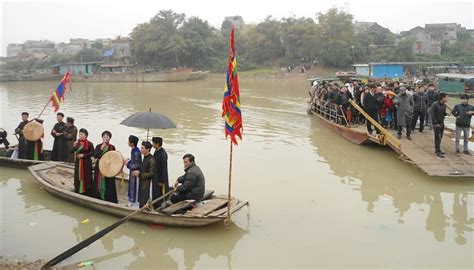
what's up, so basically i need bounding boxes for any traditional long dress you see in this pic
[152,147,169,207]
[93,143,118,203]
[26,137,44,160]
[139,154,156,208]
[51,122,68,161]
[65,125,78,163]
[14,120,28,159]
[72,140,94,196]
[126,146,141,205]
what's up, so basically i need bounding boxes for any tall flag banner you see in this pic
[50,69,72,112]
[222,27,243,145]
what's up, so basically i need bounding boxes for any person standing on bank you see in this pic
[126,135,141,207]
[51,112,68,161]
[411,85,429,132]
[363,84,381,135]
[429,93,449,158]
[426,83,439,129]
[72,128,94,196]
[451,94,474,156]
[394,87,414,140]
[93,130,117,202]
[65,117,78,163]
[14,112,29,159]
[152,137,169,207]
[170,154,205,204]
[133,141,156,208]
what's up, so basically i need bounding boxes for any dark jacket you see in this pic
[451,103,474,128]
[375,92,385,109]
[429,101,447,126]
[427,91,439,107]
[153,147,169,184]
[327,89,337,104]
[363,92,378,111]
[413,92,429,112]
[177,163,205,201]
[334,92,342,105]
[140,154,156,181]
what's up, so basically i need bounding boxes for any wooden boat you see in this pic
[436,73,474,96]
[188,70,210,80]
[308,101,374,145]
[28,162,249,227]
[71,67,193,82]
[0,147,52,168]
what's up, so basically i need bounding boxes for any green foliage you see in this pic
[8,9,473,74]
[316,8,354,67]
[442,36,474,63]
[74,48,102,62]
[180,17,220,69]
[91,42,104,50]
[130,10,187,68]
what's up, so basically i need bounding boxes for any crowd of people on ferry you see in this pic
[5,112,206,210]
[309,80,474,158]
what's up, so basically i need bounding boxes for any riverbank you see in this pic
[0,256,55,269]
[208,65,339,80]
[0,66,339,82]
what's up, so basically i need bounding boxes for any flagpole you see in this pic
[225,140,233,227]
[37,99,51,119]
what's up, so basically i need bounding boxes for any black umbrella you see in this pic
[120,108,177,140]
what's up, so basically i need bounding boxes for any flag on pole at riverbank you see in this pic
[222,27,243,145]
[49,69,72,112]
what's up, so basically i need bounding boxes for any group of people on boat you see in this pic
[309,79,474,158]
[11,112,77,161]
[8,112,206,209]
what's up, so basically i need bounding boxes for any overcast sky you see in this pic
[1,0,473,56]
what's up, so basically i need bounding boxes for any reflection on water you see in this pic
[310,118,474,246]
[1,79,473,269]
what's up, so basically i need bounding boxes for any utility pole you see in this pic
[351,45,355,65]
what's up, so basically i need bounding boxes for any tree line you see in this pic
[129,8,473,71]
[5,8,473,72]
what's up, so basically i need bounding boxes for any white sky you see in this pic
[1,0,473,56]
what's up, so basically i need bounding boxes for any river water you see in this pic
[0,79,473,269]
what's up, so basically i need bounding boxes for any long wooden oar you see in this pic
[41,190,174,269]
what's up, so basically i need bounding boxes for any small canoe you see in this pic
[28,162,249,227]
[0,147,52,168]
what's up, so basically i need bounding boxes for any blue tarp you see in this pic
[103,49,115,57]
[372,64,403,79]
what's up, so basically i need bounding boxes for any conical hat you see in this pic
[23,121,44,141]
[99,150,124,177]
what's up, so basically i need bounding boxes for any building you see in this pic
[353,64,370,77]
[354,21,390,35]
[356,62,460,79]
[52,62,102,75]
[99,64,133,73]
[7,44,23,57]
[64,44,84,55]
[467,29,474,39]
[22,40,56,55]
[55,42,67,54]
[370,63,404,79]
[400,27,441,55]
[425,23,466,45]
[110,37,131,58]
[224,16,245,30]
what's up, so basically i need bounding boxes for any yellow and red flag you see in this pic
[222,27,242,145]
